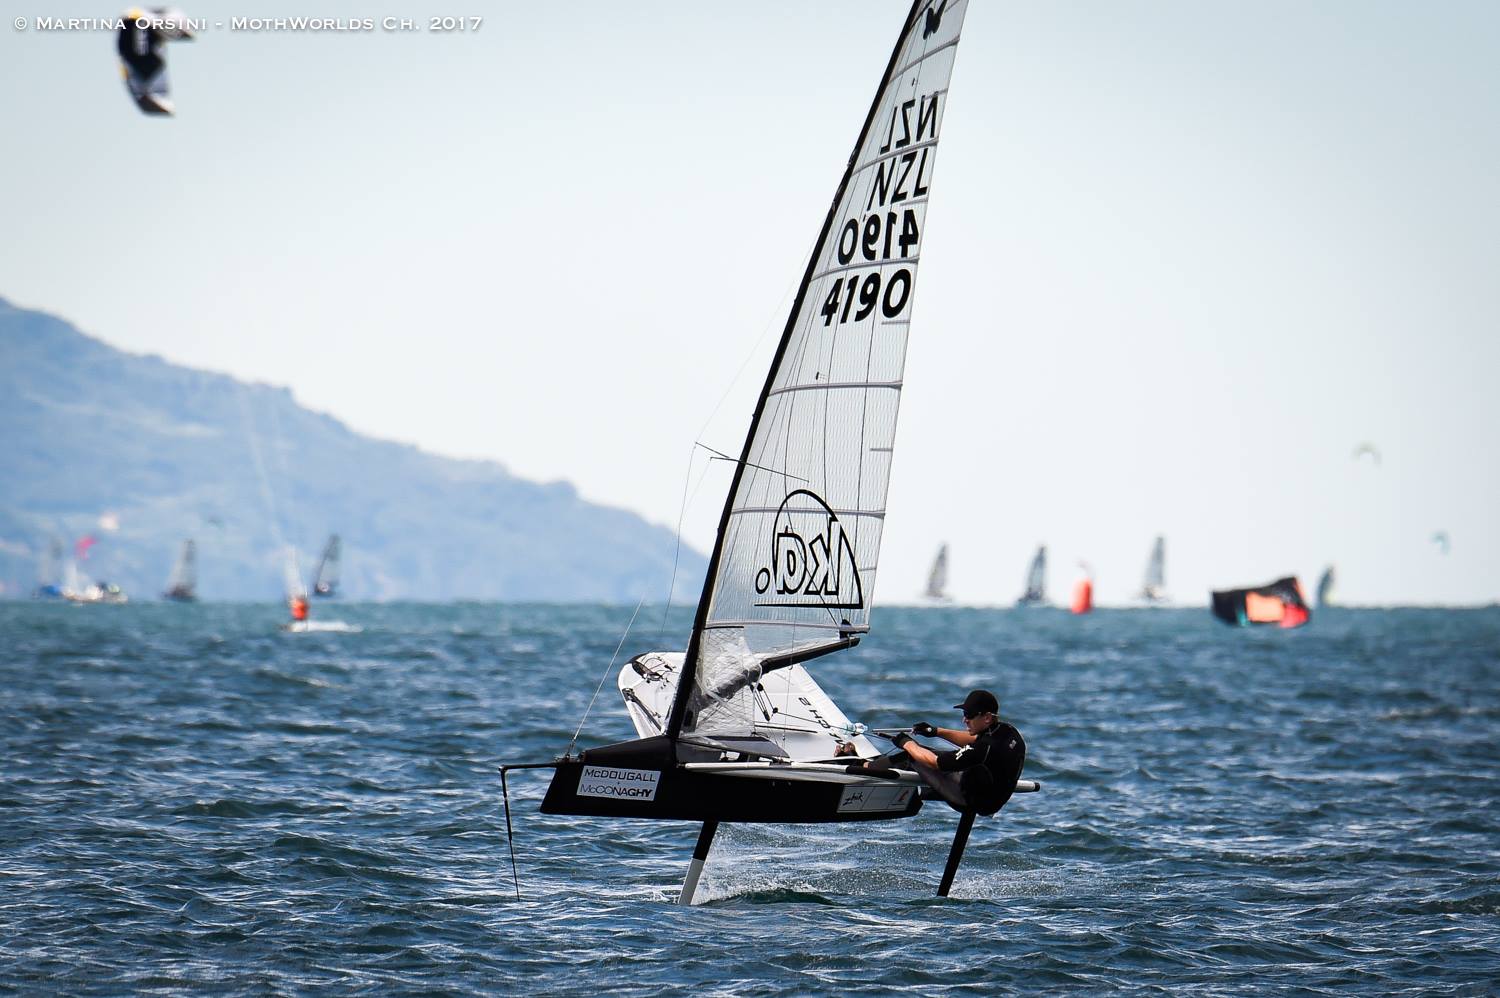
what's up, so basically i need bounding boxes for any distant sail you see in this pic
[1016,546,1048,607]
[162,538,197,602]
[1211,576,1310,629]
[1430,531,1450,556]
[283,546,307,600]
[34,537,64,599]
[1316,565,1335,608]
[924,544,950,601]
[284,546,309,622]
[1139,535,1166,603]
[117,7,194,115]
[312,534,341,597]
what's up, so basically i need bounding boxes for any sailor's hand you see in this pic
[890,732,913,749]
[911,721,937,738]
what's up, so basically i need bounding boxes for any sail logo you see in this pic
[753,490,865,610]
[577,766,660,802]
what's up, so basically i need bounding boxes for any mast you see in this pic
[667,0,939,742]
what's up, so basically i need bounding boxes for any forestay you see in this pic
[670,1,970,744]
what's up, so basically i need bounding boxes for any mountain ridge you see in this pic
[0,297,705,602]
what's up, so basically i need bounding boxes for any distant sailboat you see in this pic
[312,534,341,597]
[1211,576,1310,629]
[1016,545,1048,607]
[281,544,360,633]
[162,539,198,602]
[924,544,951,602]
[283,546,311,626]
[64,535,128,604]
[33,537,65,599]
[1316,566,1335,608]
[513,1,1038,905]
[1139,535,1166,604]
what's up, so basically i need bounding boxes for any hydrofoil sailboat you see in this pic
[510,0,1038,904]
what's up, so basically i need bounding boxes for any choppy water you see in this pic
[3,602,1498,994]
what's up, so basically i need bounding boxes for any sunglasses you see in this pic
[963,710,991,720]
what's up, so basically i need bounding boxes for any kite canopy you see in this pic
[1211,576,1310,629]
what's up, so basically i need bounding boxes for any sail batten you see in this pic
[853,137,944,175]
[704,620,867,636]
[767,380,903,398]
[892,43,962,79]
[811,254,925,283]
[728,505,887,520]
[668,0,969,744]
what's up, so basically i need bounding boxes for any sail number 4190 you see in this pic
[821,268,912,326]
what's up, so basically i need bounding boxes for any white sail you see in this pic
[1016,545,1047,606]
[283,546,307,600]
[924,543,950,600]
[313,534,341,596]
[673,1,970,741]
[1140,535,1166,603]
[1316,565,1335,608]
[164,538,197,599]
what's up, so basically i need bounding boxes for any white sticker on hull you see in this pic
[837,785,915,813]
[577,766,661,801]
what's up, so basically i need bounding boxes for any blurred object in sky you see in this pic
[74,535,98,561]
[1431,531,1451,555]
[117,7,194,115]
[1352,442,1382,467]
[98,511,120,532]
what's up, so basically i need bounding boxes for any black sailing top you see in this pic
[935,719,1027,815]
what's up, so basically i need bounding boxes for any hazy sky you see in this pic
[4,1,1497,606]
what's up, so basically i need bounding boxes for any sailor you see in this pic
[889,690,1026,816]
[289,595,309,622]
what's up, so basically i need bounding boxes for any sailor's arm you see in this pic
[901,741,941,768]
[933,726,977,747]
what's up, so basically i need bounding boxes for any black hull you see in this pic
[541,759,921,824]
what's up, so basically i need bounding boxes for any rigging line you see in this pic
[567,595,648,758]
[757,715,862,736]
[693,442,811,484]
[692,231,821,448]
[235,386,287,552]
[660,446,720,644]
[661,447,696,644]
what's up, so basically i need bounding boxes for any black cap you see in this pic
[953,690,999,715]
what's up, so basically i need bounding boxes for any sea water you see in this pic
[3,602,1497,994]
